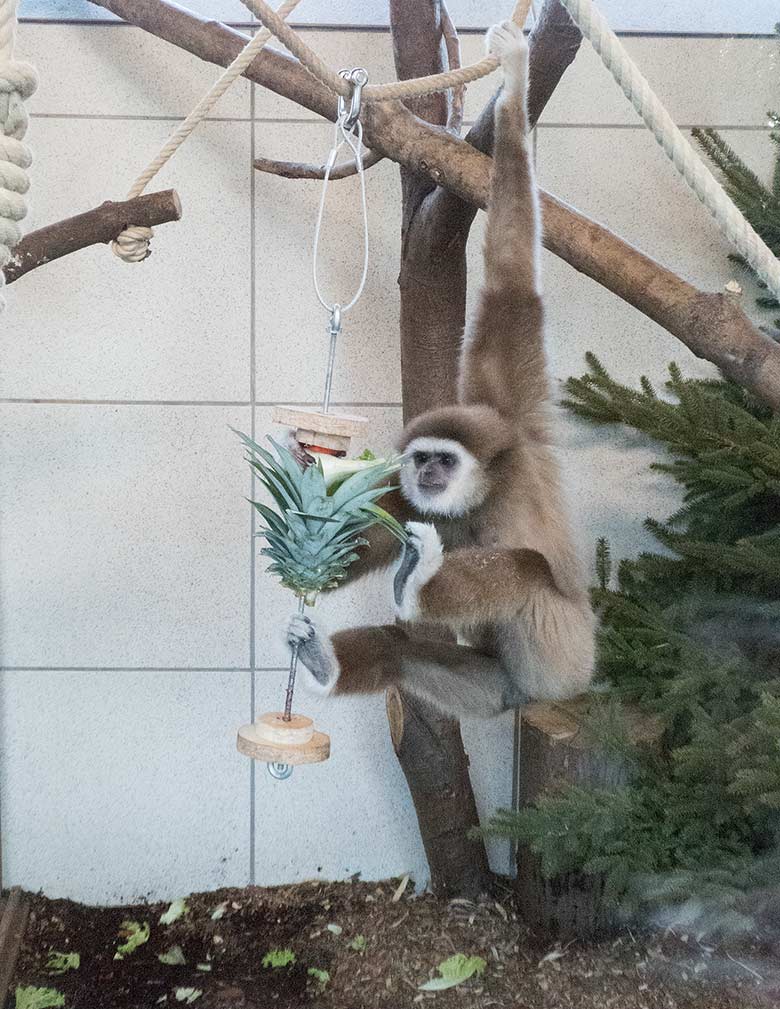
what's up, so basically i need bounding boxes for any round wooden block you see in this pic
[236,717,330,766]
[272,405,368,440]
[254,711,314,746]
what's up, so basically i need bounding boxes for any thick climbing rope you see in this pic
[558,0,780,302]
[243,0,531,103]
[113,0,530,262]
[0,0,37,307]
[112,0,305,262]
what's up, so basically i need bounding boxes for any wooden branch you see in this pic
[5,190,182,284]
[91,0,780,409]
[253,148,383,180]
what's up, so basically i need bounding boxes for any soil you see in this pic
[6,879,779,1009]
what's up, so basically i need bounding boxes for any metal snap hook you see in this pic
[337,67,369,131]
[268,761,293,780]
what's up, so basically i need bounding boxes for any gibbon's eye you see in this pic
[438,452,458,469]
[413,451,430,467]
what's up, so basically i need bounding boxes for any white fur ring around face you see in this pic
[394,521,444,622]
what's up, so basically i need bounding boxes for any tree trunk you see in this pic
[388,0,491,899]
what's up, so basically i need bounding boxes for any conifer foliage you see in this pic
[489,358,780,927]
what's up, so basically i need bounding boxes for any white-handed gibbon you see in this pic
[286,20,595,718]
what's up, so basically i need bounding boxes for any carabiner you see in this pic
[337,67,369,132]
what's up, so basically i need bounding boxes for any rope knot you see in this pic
[111,224,153,263]
[0,60,38,101]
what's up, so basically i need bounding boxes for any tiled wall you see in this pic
[0,12,777,903]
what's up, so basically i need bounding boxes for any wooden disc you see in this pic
[236,721,330,765]
[253,712,314,746]
[272,405,368,439]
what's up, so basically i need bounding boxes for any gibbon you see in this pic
[286,20,595,718]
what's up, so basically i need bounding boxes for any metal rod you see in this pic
[283,595,306,720]
[322,304,340,414]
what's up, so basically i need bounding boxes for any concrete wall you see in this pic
[1,4,777,903]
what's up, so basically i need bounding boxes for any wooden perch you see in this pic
[90,0,780,409]
[5,190,182,284]
[254,148,383,180]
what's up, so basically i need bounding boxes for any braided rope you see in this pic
[559,0,780,302]
[112,0,303,262]
[0,0,37,307]
[244,0,531,103]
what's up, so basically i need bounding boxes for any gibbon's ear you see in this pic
[398,404,514,465]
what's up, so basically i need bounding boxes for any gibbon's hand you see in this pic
[394,522,444,622]
[286,613,339,694]
[281,427,315,469]
[486,19,528,90]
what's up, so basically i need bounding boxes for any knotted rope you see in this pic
[558,0,780,302]
[0,0,37,307]
[112,0,305,262]
[113,0,531,263]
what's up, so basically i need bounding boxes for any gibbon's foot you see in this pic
[394,522,444,622]
[486,19,528,93]
[286,613,339,695]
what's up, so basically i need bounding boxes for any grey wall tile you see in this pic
[19,23,251,119]
[0,405,252,668]
[0,669,250,903]
[2,118,252,401]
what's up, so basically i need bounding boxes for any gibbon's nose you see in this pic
[419,462,447,490]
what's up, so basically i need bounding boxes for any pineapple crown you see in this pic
[233,430,407,603]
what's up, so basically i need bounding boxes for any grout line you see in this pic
[18,19,780,39]
[536,122,775,131]
[0,399,403,407]
[30,112,251,123]
[0,666,290,672]
[248,71,258,888]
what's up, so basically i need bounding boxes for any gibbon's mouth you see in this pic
[418,483,447,495]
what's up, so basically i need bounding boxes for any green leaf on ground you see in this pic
[160,899,188,925]
[262,948,296,968]
[114,920,150,960]
[45,951,80,974]
[15,987,65,1009]
[418,954,487,991]
[158,946,187,966]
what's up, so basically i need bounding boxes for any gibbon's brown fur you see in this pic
[288,22,595,718]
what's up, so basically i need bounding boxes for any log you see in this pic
[0,887,30,1009]
[5,190,183,284]
[387,686,490,898]
[91,0,780,410]
[515,698,659,938]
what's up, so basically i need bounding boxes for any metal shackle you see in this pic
[337,67,369,131]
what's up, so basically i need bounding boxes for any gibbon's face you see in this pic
[400,437,489,517]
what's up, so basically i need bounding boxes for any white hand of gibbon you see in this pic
[393,522,444,623]
[486,19,528,92]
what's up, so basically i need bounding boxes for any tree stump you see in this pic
[516,697,659,938]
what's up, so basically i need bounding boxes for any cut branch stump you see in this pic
[516,697,659,938]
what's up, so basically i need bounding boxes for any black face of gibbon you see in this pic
[411,450,459,493]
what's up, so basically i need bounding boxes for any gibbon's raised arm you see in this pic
[458,39,547,430]
[333,487,413,585]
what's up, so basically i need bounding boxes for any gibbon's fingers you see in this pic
[394,522,444,622]
[290,616,340,695]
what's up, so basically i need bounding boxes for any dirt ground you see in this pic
[7,878,780,1009]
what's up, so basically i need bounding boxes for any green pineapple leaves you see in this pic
[234,430,407,601]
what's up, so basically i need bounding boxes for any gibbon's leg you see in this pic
[288,615,511,718]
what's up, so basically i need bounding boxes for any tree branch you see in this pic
[253,148,383,180]
[90,0,780,409]
[5,190,182,284]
